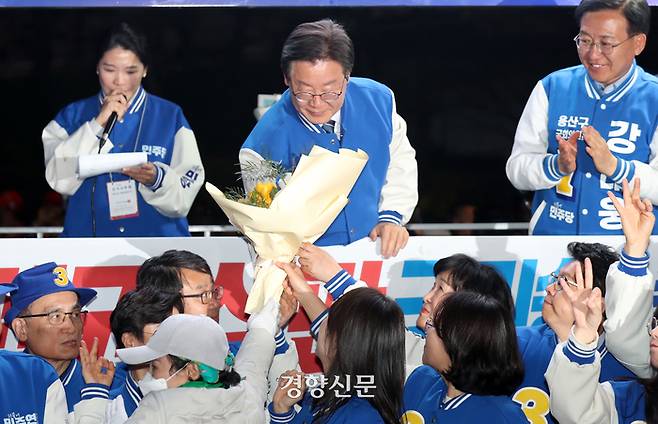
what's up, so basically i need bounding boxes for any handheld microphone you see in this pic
[98,111,118,152]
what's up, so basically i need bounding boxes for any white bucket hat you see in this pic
[116,314,229,371]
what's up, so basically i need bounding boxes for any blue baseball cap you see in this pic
[3,262,97,327]
[0,283,17,297]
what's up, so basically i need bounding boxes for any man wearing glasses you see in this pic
[506,0,658,235]
[2,262,106,420]
[240,19,418,258]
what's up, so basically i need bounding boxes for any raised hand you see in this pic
[272,369,306,414]
[278,286,299,329]
[608,179,655,257]
[559,258,603,345]
[277,262,313,299]
[96,91,129,127]
[297,242,342,283]
[80,337,116,386]
[556,130,579,175]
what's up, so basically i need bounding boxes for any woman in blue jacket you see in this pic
[402,291,528,423]
[270,262,405,423]
[42,22,204,237]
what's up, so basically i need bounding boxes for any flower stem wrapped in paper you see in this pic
[206,146,368,314]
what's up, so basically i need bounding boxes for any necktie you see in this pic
[321,120,335,134]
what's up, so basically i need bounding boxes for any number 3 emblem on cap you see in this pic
[52,266,69,287]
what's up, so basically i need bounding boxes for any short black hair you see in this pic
[575,0,650,36]
[136,250,213,294]
[433,254,515,321]
[567,242,619,296]
[280,19,354,79]
[110,288,183,349]
[99,22,150,67]
[433,291,524,396]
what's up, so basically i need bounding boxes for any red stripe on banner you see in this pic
[217,263,249,322]
[361,261,385,294]
[73,265,140,355]
[0,267,20,349]
[293,335,322,374]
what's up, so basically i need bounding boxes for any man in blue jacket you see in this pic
[506,0,658,235]
[240,19,418,257]
[3,263,110,421]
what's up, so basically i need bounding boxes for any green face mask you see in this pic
[198,362,220,384]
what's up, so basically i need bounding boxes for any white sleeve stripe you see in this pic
[325,271,350,293]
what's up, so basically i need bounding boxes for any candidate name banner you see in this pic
[1,235,656,372]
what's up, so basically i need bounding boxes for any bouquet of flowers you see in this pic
[206,145,368,314]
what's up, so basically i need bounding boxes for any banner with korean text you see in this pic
[1,235,656,372]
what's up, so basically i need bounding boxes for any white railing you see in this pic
[0,223,529,238]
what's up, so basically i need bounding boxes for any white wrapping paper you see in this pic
[206,146,368,313]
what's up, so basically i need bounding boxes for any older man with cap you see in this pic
[2,262,110,419]
[1,283,70,423]
[75,300,279,423]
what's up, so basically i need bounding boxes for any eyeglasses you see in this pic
[549,272,579,290]
[574,34,635,55]
[647,317,658,335]
[292,78,347,103]
[180,287,223,305]
[18,309,88,326]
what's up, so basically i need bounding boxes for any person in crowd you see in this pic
[135,249,300,402]
[240,19,417,257]
[506,0,658,235]
[2,263,109,420]
[512,239,636,423]
[295,242,515,376]
[402,291,527,422]
[0,349,69,423]
[101,288,183,422]
[0,284,68,422]
[42,22,204,237]
[271,261,406,424]
[33,191,66,228]
[136,250,221,321]
[544,177,656,423]
[546,257,657,422]
[75,304,279,423]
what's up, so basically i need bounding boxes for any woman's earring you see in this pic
[143,73,147,78]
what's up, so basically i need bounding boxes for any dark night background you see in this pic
[1,6,657,229]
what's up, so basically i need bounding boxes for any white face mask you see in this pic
[137,372,168,396]
[138,363,190,396]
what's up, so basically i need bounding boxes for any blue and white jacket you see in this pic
[43,86,204,237]
[402,365,528,423]
[514,322,634,424]
[0,351,68,424]
[507,63,658,235]
[269,393,385,424]
[546,334,647,424]
[545,251,653,424]
[240,77,418,246]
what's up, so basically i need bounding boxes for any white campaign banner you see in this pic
[0,235,656,372]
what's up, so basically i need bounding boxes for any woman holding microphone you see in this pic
[43,22,203,237]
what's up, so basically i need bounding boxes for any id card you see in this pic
[107,180,139,220]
